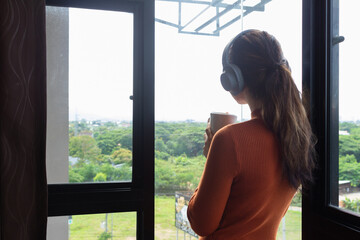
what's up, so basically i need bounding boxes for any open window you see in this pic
[154,0,303,239]
[302,0,360,238]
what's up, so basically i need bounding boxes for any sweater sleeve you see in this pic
[187,128,238,237]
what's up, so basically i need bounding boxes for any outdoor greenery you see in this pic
[69,211,136,239]
[69,120,360,192]
[69,196,301,240]
[290,191,302,207]
[66,119,360,238]
[276,210,301,240]
[342,197,360,213]
[68,120,207,193]
[339,121,360,187]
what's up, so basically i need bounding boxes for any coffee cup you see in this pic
[210,112,237,133]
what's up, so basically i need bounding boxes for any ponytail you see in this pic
[262,64,316,189]
[230,30,316,189]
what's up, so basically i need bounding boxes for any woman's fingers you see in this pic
[205,127,212,138]
[203,119,214,157]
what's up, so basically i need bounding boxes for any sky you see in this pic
[338,0,360,122]
[67,0,359,122]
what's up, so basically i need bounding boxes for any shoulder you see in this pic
[215,118,274,145]
[218,118,268,136]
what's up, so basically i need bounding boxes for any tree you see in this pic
[339,154,360,186]
[113,165,132,181]
[97,137,117,155]
[94,128,133,154]
[94,172,107,182]
[165,140,177,155]
[155,138,168,152]
[111,148,132,165]
[78,163,99,182]
[161,123,206,157]
[350,128,360,140]
[339,135,360,161]
[340,122,359,132]
[100,163,121,181]
[173,131,204,157]
[155,159,177,193]
[155,150,170,160]
[69,167,84,183]
[69,123,75,138]
[69,135,101,163]
[155,124,171,143]
[118,132,132,150]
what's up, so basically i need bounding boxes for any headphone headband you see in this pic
[222,29,254,66]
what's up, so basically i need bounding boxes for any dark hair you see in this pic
[230,29,316,189]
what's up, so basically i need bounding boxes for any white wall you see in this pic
[46,6,69,240]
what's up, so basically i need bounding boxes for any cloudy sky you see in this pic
[67,0,359,122]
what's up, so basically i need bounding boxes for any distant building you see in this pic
[339,180,351,194]
[120,122,131,128]
[339,130,350,135]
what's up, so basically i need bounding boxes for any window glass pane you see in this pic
[154,0,302,239]
[337,0,360,215]
[47,212,136,239]
[46,6,133,184]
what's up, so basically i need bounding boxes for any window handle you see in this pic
[333,36,345,45]
[129,95,133,100]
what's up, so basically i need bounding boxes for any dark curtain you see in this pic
[0,0,47,239]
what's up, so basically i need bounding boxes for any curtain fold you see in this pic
[0,0,48,239]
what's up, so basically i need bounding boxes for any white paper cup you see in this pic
[210,112,237,133]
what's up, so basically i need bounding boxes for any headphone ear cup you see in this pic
[221,67,237,91]
[221,64,244,95]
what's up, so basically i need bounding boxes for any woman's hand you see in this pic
[203,118,214,157]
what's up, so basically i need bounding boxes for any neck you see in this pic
[248,102,262,113]
[232,87,262,112]
[246,96,262,113]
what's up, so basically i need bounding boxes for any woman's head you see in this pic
[228,29,290,102]
[228,29,316,190]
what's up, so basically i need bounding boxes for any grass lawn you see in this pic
[69,212,136,239]
[277,210,301,240]
[69,196,301,239]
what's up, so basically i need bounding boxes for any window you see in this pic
[46,6,134,185]
[302,0,360,238]
[154,0,302,239]
[46,0,154,239]
[48,212,136,239]
[332,0,360,216]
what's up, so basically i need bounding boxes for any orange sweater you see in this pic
[187,111,296,240]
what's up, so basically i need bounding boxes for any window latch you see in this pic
[333,36,345,45]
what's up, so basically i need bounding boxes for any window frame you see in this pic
[45,0,155,239]
[302,0,360,238]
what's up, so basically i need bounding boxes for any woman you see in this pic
[187,29,316,239]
